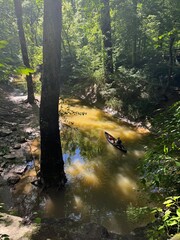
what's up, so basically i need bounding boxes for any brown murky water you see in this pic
[0,99,150,234]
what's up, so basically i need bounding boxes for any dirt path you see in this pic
[0,83,40,239]
[0,82,39,162]
[0,82,40,183]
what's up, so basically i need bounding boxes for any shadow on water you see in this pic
[0,99,150,235]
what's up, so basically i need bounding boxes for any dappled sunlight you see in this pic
[44,197,57,217]
[113,174,138,202]
[74,195,83,209]
[129,149,145,158]
[13,177,33,195]
[136,126,150,134]
[12,169,38,196]
[61,99,145,142]
[66,160,100,187]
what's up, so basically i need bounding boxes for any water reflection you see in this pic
[1,100,149,234]
[59,101,148,233]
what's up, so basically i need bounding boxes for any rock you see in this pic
[18,137,27,143]
[13,164,27,175]
[13,144,21,150]
[3,154,16,160]
[0,213,37,240]
[7,174,20,185]
[0,161,7,168]
[11,126,17,131]
[0,128,12,137]
[24,127,33,134]
[0,151,4,156]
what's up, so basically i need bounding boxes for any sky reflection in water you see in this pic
[59,100,149,234]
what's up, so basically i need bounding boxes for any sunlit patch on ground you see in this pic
[12,170,37,195]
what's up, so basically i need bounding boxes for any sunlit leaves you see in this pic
[0,40,8,49]
[140,101,180,201]
[14,66,35,75]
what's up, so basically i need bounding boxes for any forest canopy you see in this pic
[0,0,179,115]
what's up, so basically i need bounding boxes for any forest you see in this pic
[0,0,179,239]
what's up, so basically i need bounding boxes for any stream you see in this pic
[0,98,151,235]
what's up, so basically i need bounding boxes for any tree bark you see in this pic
[100,0,113,80]
[40,0,66,188]
[168,35,175,82]
[13,0,35,104]
[132,0,138,67]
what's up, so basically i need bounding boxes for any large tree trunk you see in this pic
[40,0,66,188]
[14,0,35,104]
[100,0,113,80]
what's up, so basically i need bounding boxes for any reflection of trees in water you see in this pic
[61,126,105,160]
[9,125,138,233]
[68,184,129,232]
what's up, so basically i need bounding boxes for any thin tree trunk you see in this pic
[100,0,113,80]
[132,0,138,67]
[40,0,66,188]
[168,35,175,82]
[14,0,35,104]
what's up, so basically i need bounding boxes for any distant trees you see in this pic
[13,0,35,104]
[40,0,66,188]
[0,0,179,115]
[100,0,113,79]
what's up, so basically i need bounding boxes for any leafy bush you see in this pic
[99,67,155,119]
[147,196,180,240]
[140,102,180,195]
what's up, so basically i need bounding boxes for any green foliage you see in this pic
[0,40,8,49]
[99,67,156,119]
[147,196,180,240]
[34,217,41,224]
[127,204,150,224]
[140,102,180,195]
[14,66,35,75]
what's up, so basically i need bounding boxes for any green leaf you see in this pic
[15,67,35,75]
[0,63,5,67]
[163,199,173,205]
[163,210,171,221]
[176,208,180,217]
[158,225,164,230]
[34,217,41,224]
[166,219,178,226]
[0,40,8,49]
[175,161,180,167]
[163,145,168,154]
